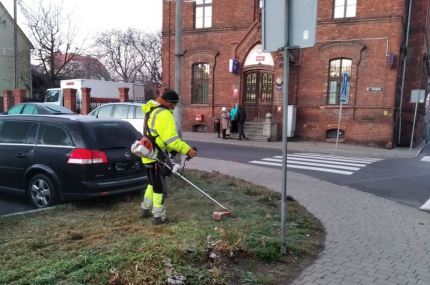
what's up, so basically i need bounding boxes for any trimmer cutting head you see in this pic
[212,211,232,221]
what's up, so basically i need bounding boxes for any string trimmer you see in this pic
[131,139,232,221]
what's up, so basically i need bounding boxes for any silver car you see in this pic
[88,102,145,134]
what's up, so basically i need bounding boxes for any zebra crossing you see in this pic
[421,156,430,162]
[249,153,383,175]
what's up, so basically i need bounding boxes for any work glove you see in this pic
[186,147,197,158]
[171,163,181,174]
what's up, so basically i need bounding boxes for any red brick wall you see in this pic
[399,0,429,146]
[162,0,430,148]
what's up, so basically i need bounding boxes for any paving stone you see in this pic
[188,156,430,285]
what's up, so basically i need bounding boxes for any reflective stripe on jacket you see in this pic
[141,100,192,164]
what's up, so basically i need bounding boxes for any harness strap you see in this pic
[144,106,168,159]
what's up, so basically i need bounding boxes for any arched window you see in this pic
[327,58,352,105]
[327,129,345,139]
[191,63,209,104]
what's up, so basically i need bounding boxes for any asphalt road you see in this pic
[0,190,32,216]
[2,140,429,216]
[188,140,430,211]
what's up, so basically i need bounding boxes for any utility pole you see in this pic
[174,0,183,136]
[280,0,290,256]
[14,0,18,89]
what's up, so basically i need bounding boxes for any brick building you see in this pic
[162,0,430,148]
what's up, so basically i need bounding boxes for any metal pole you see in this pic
[14,0,18,89]
[281,0,289,255]
[335,102,343,149]
[410,98,419,151]
[398,0,413,145]
[174,0,183,137]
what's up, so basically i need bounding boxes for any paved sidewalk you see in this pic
[183,132,430,285]
[183,131,429,159]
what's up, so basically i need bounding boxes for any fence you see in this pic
[91,97,119,111]
[128,96,146,103]
[1,94,144,114]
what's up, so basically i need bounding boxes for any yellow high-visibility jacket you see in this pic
[141,100,191,164]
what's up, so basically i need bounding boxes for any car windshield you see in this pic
[44,90,60,103]
[42,104,75,114]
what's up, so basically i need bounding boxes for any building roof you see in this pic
[54,52,111,80]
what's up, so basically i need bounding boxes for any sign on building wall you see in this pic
[410,89,425,103]
[262,0,318,52]
[228,58,239,74]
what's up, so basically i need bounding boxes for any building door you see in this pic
[243,70,273,122]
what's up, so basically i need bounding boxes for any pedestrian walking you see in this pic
[237,104,247,140]
[140,90,197,224]
[220,107,229,139]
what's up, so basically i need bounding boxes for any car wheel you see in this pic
[28,174,58,208]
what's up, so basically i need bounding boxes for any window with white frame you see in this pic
[333,0,357,19]
[327,58,352,105]
[195,0,212,29]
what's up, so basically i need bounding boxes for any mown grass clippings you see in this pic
[0,170,324,285]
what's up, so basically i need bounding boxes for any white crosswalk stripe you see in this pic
[421,156,430,162]
[249,153,382,175]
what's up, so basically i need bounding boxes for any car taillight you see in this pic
[67,148,108,164]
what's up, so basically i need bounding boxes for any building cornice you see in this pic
[318,15,403,26]
[162,25,251,37]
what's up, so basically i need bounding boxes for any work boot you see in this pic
[153,217,169,225]
[140,208,151,218]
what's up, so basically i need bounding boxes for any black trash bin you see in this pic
[214,118,221,138]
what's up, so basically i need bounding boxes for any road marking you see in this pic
[297,153,383,162]
[421,156,430,162]
[278,156,367,167]
[275,154,379,164]
[419,198,430,212]
[250,153,382,176]
[262,158,361,171]
[249,160,354,175]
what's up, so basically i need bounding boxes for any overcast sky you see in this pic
[2,0,163,48]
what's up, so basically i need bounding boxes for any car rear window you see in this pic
[91,122,140,149]
[0,121,33,143]
[38,124,74,146]
[113,105,130,119]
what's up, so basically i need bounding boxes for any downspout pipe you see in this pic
[174,0,183,136]
[398,0,413,145]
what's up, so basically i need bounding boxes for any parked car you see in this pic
[0,114,147,208]
[5,102,77,115]
[88,102,144,134]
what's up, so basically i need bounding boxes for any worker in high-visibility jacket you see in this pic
[140,89,197,224]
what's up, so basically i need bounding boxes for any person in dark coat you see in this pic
[237,104,247,140]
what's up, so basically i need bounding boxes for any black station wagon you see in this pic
[0,115,147,208]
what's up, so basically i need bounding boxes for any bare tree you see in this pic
[93,29,162,85]
[20,0,81,87]
[131,32,162,85]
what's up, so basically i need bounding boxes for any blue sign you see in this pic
[229,58,239,74]
[340,73,350,104]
